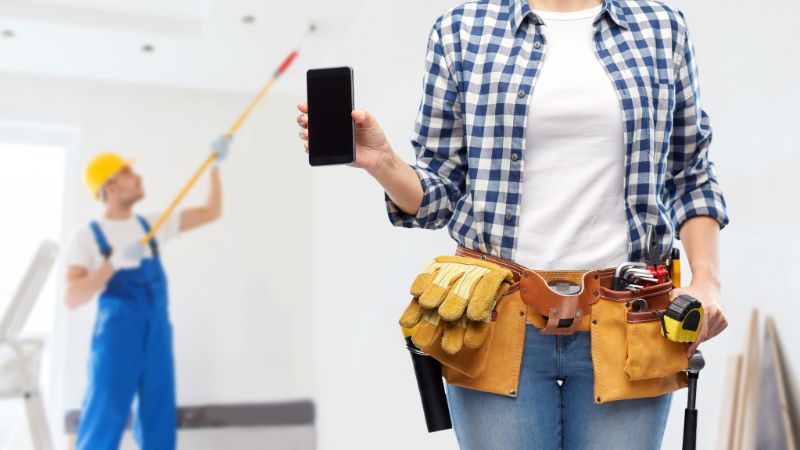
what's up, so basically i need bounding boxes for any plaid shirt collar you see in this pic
[509,0,630,32]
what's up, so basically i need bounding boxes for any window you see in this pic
[0,142,66,333]
[0,141,66,448]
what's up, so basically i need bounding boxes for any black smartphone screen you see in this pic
[307,67,355,166]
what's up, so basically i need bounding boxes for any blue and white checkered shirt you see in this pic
[386,0,729,264]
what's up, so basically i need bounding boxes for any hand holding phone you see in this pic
[297,67,394,173]
[306,67,356,166]
[296,74,424,216]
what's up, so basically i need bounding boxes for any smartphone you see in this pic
[306,66,356,166]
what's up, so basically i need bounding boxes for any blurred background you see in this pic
[0,0,798,448]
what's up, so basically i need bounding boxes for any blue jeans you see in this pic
[447,324,671,450]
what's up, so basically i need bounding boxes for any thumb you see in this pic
[669,287,686,300]
[351,109,375,128]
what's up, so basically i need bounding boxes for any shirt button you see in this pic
[511,153,519,161]
[505,213,513,222]
[518,90,526,98]
[534,41,542,49]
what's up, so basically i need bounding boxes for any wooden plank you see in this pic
[733,309,760,450]
[757,316,799,450]
[717,353,742,450]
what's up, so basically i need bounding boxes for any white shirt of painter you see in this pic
[515,4,629,270]
[66,213,181,272]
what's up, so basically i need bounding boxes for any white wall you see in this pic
[0,0,797,449]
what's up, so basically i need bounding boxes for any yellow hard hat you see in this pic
[84,152,134,200]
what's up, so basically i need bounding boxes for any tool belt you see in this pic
[400,247,688,403]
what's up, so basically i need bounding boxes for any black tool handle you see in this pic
[406,337,452,432]
[645,225,660,266]
[682,408,698,450]
[682,361,702,450]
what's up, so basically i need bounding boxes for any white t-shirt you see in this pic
[515,4,629,270]
[66,213,181,271]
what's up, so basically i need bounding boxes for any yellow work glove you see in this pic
[399,256,513,355]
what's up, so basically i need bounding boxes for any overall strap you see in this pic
[89,221,112,259]
[135,215,159,255]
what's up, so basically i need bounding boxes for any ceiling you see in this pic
[0,0,453,94]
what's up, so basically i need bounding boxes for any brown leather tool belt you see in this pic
[455,246,673,336]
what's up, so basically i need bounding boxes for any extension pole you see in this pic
[140,28,312,245]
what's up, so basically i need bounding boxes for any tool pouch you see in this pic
[417,288,510,379]
[517,266,688,403]
[399,256,515,380]
[591,280,689,403]
[427,287,528,398]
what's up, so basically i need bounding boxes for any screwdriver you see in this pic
[670,248,681,288]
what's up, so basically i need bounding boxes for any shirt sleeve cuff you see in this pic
[385,165,450,230]
[671,181,730,239]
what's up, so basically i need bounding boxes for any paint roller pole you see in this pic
[140,26,314,246]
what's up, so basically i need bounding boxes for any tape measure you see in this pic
[661,294,704,343]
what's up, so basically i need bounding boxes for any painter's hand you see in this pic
[296,103,392,173]
[211,134,232,163]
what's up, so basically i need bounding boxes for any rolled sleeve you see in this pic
[665,11,730,238]
[385,20,467,230]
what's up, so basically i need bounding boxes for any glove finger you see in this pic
[438,265,488,320]
[419,266,464,309]
[398,298,423,328]
[499,281,512,300]
[466,271,508,321]
[410,272,436,297]
[409,260,439,296]
[411,311,443,349]
[441,316,467,355]
[464,320,492,349]
[438,292,468,321]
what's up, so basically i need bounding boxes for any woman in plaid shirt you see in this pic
[298,0,728,448]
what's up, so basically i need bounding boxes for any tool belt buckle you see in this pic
[540,297,584,335]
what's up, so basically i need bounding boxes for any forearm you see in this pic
[179,168,222,232]
[678,216,720,288]
[207,167,222,219]
[64,263,114,310]
[369,150,424,216]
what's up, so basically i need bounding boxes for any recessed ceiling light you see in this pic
[142,44,155,53]
[242,15,255,24]
[1,30,14,38]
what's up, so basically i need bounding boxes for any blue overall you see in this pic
[76,216,176,450]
